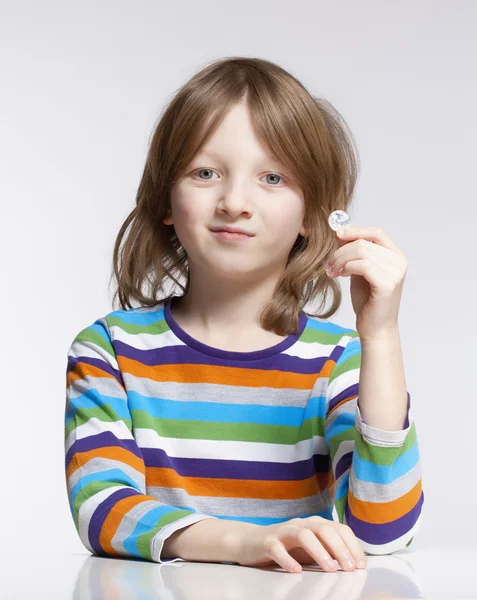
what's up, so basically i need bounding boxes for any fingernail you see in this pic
[325,559,339,569]
[357,559,367,568]
[343,556,355,569]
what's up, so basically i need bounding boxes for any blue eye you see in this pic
[193,168,285,185]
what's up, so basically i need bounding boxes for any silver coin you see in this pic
[328,210,351,231]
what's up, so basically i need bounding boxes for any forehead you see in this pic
[194,146,281,166]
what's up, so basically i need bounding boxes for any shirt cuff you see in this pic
[151,514,220,563]
[355,392,412,447]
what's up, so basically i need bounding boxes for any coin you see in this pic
[328,210,351,231]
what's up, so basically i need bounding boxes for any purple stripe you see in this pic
[89,487,140,554]
[68,355,124,387]
[328,341,349,364]
[113,339,328,375]
[65,431,144,469]
[141,447,330,481]
[345,490,424,545]
[164,298,309,361]
[335,451,353,481]
[329,382,359,412]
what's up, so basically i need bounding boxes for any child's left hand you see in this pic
[325,226,408,341]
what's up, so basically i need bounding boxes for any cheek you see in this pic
[173,195,203,229]
[267,214,301,244]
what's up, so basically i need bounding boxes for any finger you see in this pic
[329,240,406,275]
[333,253,402,284]
[337,226,403,255]
[337,525,367,568]
[286,527,340,572]
[266,538,302,573]
[339,258,389,289]
[309,522,358,571]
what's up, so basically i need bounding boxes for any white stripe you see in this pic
[332,440,354,473]
[65,417,133,454]
[78,486,125,552]
[68,338,118,365]
[134,428,329,462]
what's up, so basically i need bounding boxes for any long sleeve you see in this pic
[64,316,218,563]
[324,331,424,555]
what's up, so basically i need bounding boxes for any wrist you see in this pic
[226,522,260,564]
[360,327,400,346]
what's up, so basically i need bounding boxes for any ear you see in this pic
[299,224,307,237]
[163,208,173,226]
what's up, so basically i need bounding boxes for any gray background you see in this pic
[1,0,475,555]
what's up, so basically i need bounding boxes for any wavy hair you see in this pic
[109,56,359,336]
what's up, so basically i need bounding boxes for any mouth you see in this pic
[210,229,253,242]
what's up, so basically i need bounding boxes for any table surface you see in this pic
[0,548,475,599]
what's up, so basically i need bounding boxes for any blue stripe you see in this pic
[353,441,419,484]
[339,337,361,362]
[305,319,354,336]
[123,505,181,556]
[70,468,142,506]
[213,507,334,526]
[106,307,165,326]
[65,390,130,424]
[335,441,419,497]
[128,390,328,425]
[90,322,110,342]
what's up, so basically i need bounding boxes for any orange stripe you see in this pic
[117,357,336,390]
[348,479,422,524]
[147,467,333,499]
[328,393,358,416]
[66,447,144,480]
[99,494,158,555]
[67,361,119,387]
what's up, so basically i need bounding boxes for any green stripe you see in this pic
[138,509,196,560]
[300,328,356,345]
[107,315,168,335]
[132,411,326,444]
[329,352,360,385]
[74,326,115,359]
[355,421,417,465]
[65,406,132,438]
[327,425,356,458]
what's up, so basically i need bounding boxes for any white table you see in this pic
[0,549,475,599]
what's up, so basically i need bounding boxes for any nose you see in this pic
[217,180,253,217]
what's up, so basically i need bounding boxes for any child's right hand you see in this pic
[236,516,367,573]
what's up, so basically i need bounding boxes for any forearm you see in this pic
[358,328,408,431]
[161,518,259,563]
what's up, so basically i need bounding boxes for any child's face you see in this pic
[164,100,307,281]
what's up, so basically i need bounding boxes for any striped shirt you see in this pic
[64,297,424,563]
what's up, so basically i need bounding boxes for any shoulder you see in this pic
[69,301,167,349]
[102,301,167,335]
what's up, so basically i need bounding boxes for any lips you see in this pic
[210,227,254,236]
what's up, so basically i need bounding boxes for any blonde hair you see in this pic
[109,56,360,336]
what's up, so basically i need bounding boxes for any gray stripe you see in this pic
[349,460,422,503]
[146,486,334,518]
[67,374,126,399]
[123,376,328,408]
[111,499,161,553]
[67,457,146,494]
